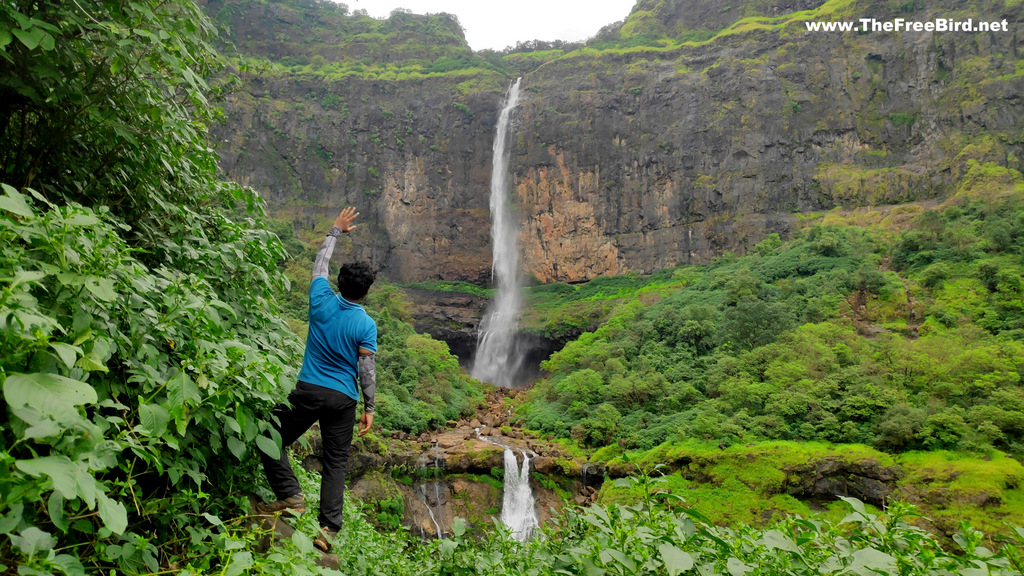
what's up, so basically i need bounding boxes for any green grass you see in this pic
[895,451,1024,536]
[592,440,1024,538]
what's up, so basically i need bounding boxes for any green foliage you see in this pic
[272,463,1024,576]
[0,1,313,572]
[521,196,1024,456]
[0,182,300,571]
[889,112,918,127]
[452,101,474,119]
[403,280,493,298]
[0,0,227,236]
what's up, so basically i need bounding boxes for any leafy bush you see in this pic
[0,184,300,572]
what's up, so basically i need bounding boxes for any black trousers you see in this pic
[261,381,357,532]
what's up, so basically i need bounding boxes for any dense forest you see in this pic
[3,0,1024,575]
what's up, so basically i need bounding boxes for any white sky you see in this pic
[339,0,639,51]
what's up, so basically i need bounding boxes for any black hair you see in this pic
[337,261,375,301]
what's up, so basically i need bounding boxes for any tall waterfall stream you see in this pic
[471,78,524,389]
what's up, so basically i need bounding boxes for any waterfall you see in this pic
[419,482,445,540]
[501,447,538,541]
[415,451,447,539]
[472,78,524,389]
[476,430,539,541]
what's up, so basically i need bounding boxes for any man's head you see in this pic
[337,261,375,301]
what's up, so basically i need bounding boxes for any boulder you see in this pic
[533,456,559,475]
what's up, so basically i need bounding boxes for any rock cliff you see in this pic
[206,0,1024,284]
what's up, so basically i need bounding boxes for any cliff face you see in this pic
[208,0,1024,284]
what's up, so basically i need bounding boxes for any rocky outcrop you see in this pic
[786,458,899,506]
[402,288,488,362]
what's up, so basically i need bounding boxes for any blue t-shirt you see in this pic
[297,276,378,401]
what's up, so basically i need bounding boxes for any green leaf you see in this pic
[4,372,96,417]
[850,548,897,574]
[23,418,61,440]
[0,503,24,534]
[38,32,54,51]
[727,558,751,576]
[0,29,12,49]
[83,276,117,302]
[52,554,86,576]
[49,343,81,370]
[226,435,246,460]
[96,493,128,534]
[75,354,108,372]
[167,371,200,408]
[0,186,34,217]
[439,538,458,557]
[840,496,867,515]
[12,27,45,50]
[452,516,466,537]
[758,529,799,552]
[62,213,101,227]
[8,269,46,289]
[600,549,635,572]
[139,403,169,437]
[581,558,607,576]
[290,531,315,555]
[48,492,69,532]
[659,544,693,576]
[255,435,280,460]
[9,527,54,555]
[15,456,78,500]
[224,551,253,576]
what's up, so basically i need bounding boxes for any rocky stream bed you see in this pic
[294,389,905,540]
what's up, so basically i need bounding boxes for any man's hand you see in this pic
[357,412,374,437]
[334,206,359,233]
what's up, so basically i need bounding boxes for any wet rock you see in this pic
[788,458,899,507]
[443,440,504,473]
[316,554,340,570]
[533,456,558,475]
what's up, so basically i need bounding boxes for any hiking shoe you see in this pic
[255,493,306,516]
[313,526,337,554]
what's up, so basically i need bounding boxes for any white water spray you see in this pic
[472,78,523,389]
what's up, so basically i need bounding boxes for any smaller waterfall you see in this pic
[414,451,447,539]
[415,482,445,539]
[476,431,539,541]
[501,447,538,541]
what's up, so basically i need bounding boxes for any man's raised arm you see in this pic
[312,207,359,279]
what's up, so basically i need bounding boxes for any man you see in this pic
[257,206,377,553]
